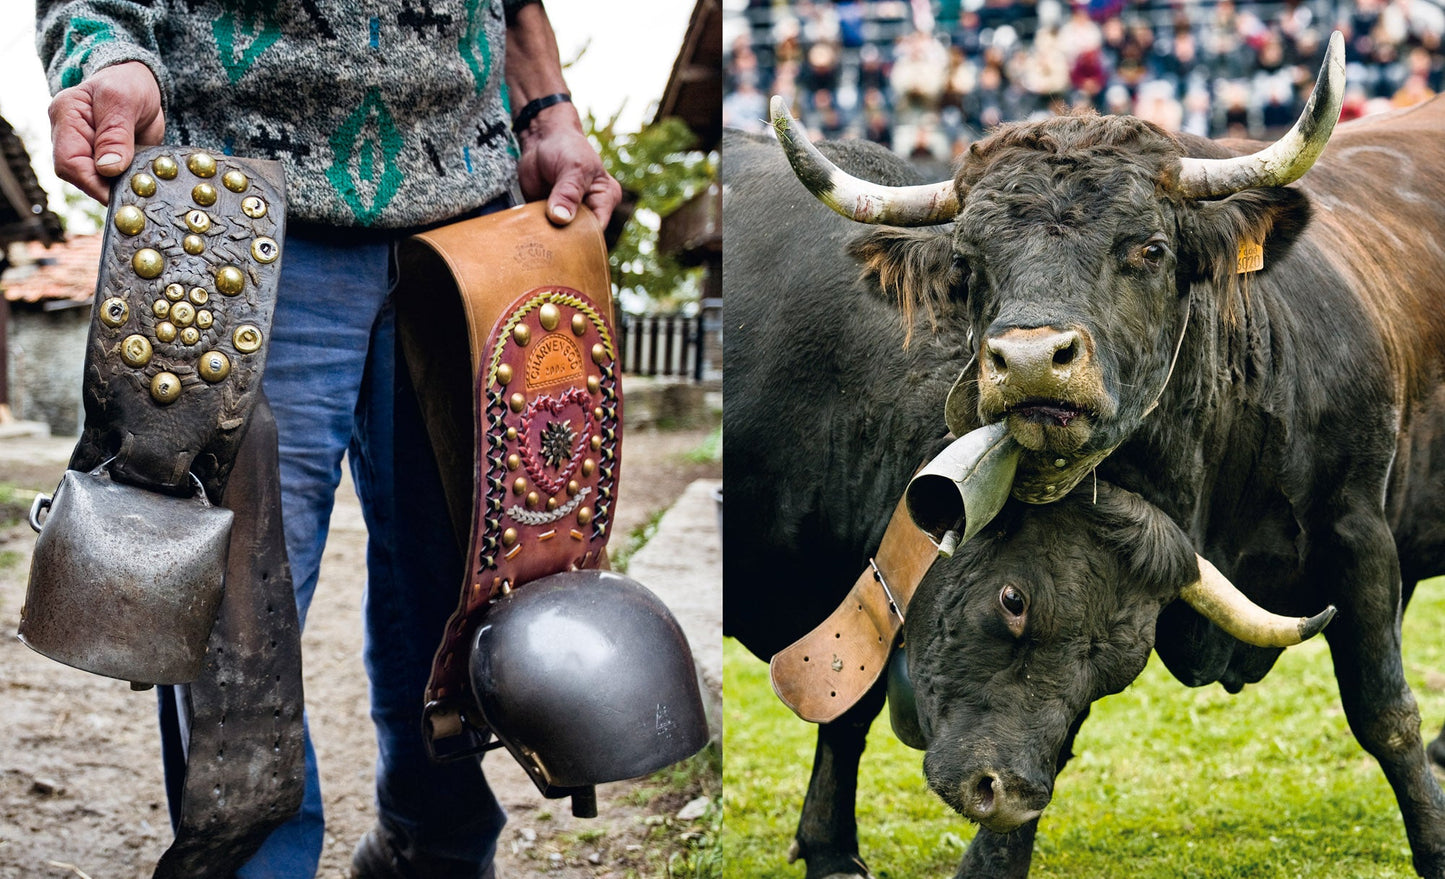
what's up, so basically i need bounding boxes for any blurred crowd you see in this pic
[723,0,1445,162]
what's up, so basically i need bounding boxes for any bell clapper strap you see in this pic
[769,493,938,724]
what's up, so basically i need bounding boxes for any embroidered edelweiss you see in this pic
[540,419,576,469]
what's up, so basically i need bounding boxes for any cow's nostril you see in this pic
[1053,338,1078,367]
[987,348,1008,374]
[974,774,997,816]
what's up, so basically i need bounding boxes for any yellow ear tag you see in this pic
[1237,239,1264,274]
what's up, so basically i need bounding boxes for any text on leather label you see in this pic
[525,334,584,390]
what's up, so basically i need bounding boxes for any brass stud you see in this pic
[130,174,157,197]
[132,248,164,279]
[495,363,513,385]
[582,458,596,477]
[183,234,205,255]
[196,309,214,329]
[251,236,280,264]
[180,326,200,345]
[590,435,603,451]
[586,375,600,394]
[114,204,146,235]
[185,210,211,233]
[525,491,540,508]
[593,406,604,421]
[501,528,518,547]
[155,321,177,343]
[566,480,580,497]
[165,283,185,301]
[152,155,179,179]
[538,303,560,331]
[198,351,232,383]
[506,454,520,471]
[505,426,518,441]
[232,324,263,353]
[591,343,606,365]
[99,298,129,328]
[187,152,217,178]
[150,371,182,404]
[577,507,593,526]
[512,323,531,346]
[216,266,245,296]
[152,299,171,318]
[170,301,196,327]
[509,392,525,413]
[546,497,558,512]
[188,287,209,305]
[120,334,152,367]
[241,196,266,218]
[222,169,248,192]
[571,313,588,336]
[192,183,218,207]
[512,477,527,495]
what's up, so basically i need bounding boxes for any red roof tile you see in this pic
[2,235,101,304]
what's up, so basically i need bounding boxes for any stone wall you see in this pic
[6,303,88,436]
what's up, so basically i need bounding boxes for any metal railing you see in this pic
[618,313,705,381]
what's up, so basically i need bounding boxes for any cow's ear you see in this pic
[1096,485,1198,599]
[847,227,962,325]
[1182,187,1312,285]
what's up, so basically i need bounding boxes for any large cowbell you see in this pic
[905,421,1021,556]
[22,465,232,685]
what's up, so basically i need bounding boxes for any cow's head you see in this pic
[904,483,1333,833]
[771,33,1343,473]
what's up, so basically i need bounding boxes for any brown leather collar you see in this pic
[769,494,937,723]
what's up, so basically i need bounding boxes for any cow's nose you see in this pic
[962,770,1044,832]
[984,327,1088,389]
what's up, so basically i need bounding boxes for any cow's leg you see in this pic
[952,708,1090,879]
[790,677,888,879]
[1324,518,1445,878]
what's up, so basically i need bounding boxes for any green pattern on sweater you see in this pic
[60,16,115,88]
[212,0,281,84]
[459,0,493,96]
[327,88,404,224]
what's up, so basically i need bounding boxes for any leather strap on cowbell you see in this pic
[769,494,938,723]
[394,202,619,759]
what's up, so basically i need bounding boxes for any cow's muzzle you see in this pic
[954,768,1047,833]
[979,326,1109,453]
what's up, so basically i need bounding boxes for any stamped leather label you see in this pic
[1237,239,1264,274]
[526,333,584,389]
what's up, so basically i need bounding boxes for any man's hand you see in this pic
[48,61,164,204]
[515,105,622,229]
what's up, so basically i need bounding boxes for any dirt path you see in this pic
[0,423,720,879]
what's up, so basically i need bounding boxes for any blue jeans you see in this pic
[160,222,506,877]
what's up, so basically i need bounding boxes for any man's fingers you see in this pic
[582,174,623,230]
[48,92,112,203]
[46,62,164,205]
[545,168,587,226]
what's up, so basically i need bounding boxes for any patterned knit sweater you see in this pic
[37,0,531,228]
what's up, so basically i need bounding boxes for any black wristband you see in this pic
[512,93,571,133]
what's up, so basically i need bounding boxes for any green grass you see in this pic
[685,425,723,465]
[724,577,1445,878]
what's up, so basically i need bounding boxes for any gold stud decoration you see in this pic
[188,287,209,305]
[232,324,263,353]
[198,350,232,383]
[505,426,518,441]
[222,169,248,192]
[155,321,177,343]
[150,371,182,404]
[132,248,164,279]
[586,375,600,394]
[506,454,520,471]
[525,491,540,508]
[120,334,152,367]
[251,237,279,264]
[496,364,513,385]
[546,497,559,512]
[581,459,596,477]
[130,174,157,197]
[152,155,178,179]
[591,343,606,365]
[509,392,525,413]
[512,477,527,495]
[180,326,200,345]
[577,507,594,526]
[566,480,581,497]
[512,324,531,346]
[538,303,560,331]
[571,314,587,336]
[165,283,185,301]
[185,210,211,233]
[590,435,602,451]
[501,528,519,547]
[99,298,129,328]
[241,196,266,218]
[152,299,171,318]
[192,183,218,207]
[187,152,217,177]
[183,234,205,255]
[114,204,146,236]
[196,310,214,329]
[216,266,245,296]
[170,301,196,327]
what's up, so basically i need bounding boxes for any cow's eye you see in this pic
[1140,240,1168,263]
[999,585,1027,618]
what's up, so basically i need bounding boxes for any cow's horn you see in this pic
[1176,31,1346,199]
[769,96,959,226]
[1181,555,1336,647]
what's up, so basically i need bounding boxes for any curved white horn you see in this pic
[1177,31,1346,198]
[1180,555,1335,647]
[769,96,959,226]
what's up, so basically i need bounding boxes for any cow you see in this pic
[723,30,1445,879]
